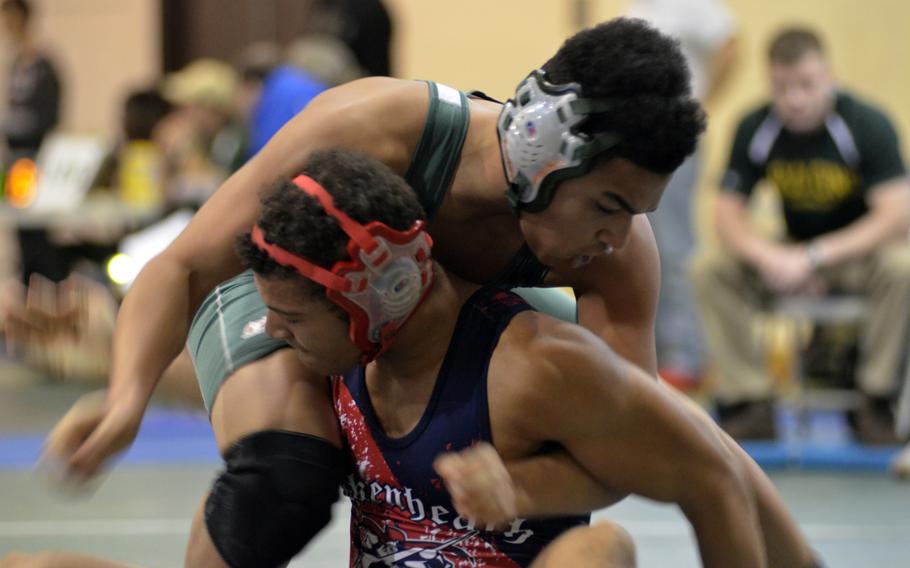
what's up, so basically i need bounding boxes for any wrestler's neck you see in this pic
[370,265,474,385]
[442,105,514,220]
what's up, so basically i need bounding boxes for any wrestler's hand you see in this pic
[433,442,518,528]
[40,389,143,488]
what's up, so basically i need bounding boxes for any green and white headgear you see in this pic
[498,69,621,213]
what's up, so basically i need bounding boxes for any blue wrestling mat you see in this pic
[0,406,219,470]
[739,407,902,471]
[0,405,900,471]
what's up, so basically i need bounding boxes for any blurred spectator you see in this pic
[1,0,60,167]
[691,27,910,442]
[247,34,362,157]
[2,0,64,283]
[231,41,281,160]
[121,88,172,143]
[331,0,394,77]
[158,58,241,207]
[285,34,363,87]
[116,88,172,209]
[626,0,739,391]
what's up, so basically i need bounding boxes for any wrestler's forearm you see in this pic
[727,440,816,567]
[681,477,766,568]
[507,452,626,518]
[670,387,813,566]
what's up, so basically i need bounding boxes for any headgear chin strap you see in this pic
[250,175,434,363]
[498,69,622,213]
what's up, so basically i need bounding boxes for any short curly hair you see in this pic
[235,149,426,303]
[541,18,706,174]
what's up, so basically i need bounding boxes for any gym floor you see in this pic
[1,364,908,567]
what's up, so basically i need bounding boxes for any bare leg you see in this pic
[530,521,636,568]
[186,349,341,567]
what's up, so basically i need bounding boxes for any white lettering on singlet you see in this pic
[343,473,538,540]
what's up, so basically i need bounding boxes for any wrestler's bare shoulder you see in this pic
[494,311,625,396]
[264,77,433,175]
[315,79,429,140]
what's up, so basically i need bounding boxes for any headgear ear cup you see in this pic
[250,175,434,363]
[371,258,423,324]
[498,69,622,213]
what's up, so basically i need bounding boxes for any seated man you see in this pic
[691,26,910,441]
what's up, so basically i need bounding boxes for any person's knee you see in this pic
[534,521,637,568]
[204,430,347,568]
[585,521,636,567]
[689,249,735,297]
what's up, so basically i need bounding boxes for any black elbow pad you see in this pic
[205,430,347,568]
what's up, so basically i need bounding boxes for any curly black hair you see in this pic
[235,149,426,301]
[541,17,706,174]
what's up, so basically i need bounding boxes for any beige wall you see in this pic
[384,0,579,99]
[0,0,160,137]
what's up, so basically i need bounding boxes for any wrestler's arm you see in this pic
[433,217,649,521]
[558,215,660,376]
[436,443,626,523]
[556,216,816,566]
[50,78,422,480]
[507,451,627,516]
[108,77,417,413]
[507,317,765,568]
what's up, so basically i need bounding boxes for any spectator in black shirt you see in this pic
[1,0,61,166]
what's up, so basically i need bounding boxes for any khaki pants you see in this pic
[690,243,910,403]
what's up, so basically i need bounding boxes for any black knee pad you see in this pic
[204,430,347,568]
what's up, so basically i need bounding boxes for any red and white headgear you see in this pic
[251,175,434,363]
